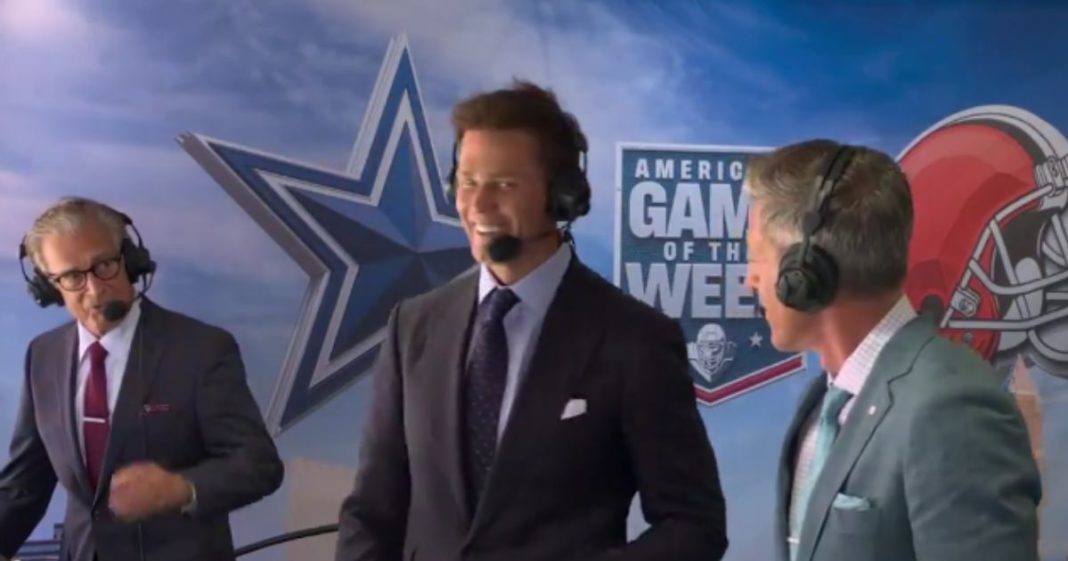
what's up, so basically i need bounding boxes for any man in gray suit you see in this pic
[0,198,284,561]
[334,81,728,561]
[743,139,1042,561]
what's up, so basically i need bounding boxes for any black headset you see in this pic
[445,111,592,224]
[18,205,157,308]
[775,145,858,312]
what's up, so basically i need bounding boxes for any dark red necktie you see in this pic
[84,341,110,491]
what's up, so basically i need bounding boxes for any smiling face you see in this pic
[454,128,560,284]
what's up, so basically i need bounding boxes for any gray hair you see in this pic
[744,139,914,296]
[24,197,127,272]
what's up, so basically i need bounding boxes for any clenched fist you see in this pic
[108,462,193,522]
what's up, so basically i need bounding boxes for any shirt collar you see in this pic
[830,295,917,396]
[478,243,572,313]
[77,298,143,360]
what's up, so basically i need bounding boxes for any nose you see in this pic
[470,183,498,214]
[84,272,107,298]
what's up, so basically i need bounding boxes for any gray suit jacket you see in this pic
[335,259,728,561]
[0,299,284,561]
[775,316,1042,561]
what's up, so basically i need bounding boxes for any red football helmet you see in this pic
[900,105,1068,376]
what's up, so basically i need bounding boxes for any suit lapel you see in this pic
[424,272,479,523]
[465,262,601,540]
[92,300,166,508]
[53,324,94,502]
[796,318,935,561]
[776,375,825,560]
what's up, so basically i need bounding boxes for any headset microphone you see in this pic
[102,300,130,323]
[487,235,523,263]
[485,228,561,263]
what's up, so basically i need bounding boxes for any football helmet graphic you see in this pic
[687,322,737,385]
[900,105,1068,378]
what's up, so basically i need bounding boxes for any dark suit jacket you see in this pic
[0,299,284,561]
[335,258,728,561]
[775,317,1041,561]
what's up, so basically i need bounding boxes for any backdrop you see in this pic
[2,1,1066,560]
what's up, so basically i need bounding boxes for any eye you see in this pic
[55,271,87,291]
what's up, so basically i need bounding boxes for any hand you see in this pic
[108,462,192,522]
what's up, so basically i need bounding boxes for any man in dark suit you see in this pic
[742,140,1041,561]
[0,197,285,561]
[334,81,728,561]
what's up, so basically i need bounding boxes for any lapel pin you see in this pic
[867,405,877,416]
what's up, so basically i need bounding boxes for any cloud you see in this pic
[0,0,100,43]
[2,0,795,285]
[0,168,57,253]
[0,138,309,285]
[301,0,724,246]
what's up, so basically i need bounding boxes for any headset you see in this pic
[18,205,157,308]
[445,111,592,225]
[775,144,858,313]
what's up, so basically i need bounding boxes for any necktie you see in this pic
[84,341,110,492]
[789,385,852,561]
[463,288,519,508]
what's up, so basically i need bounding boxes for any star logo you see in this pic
[179,35,474,435]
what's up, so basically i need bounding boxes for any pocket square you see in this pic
[832,493,873,511]
[142,403,174,414]
[560,399,587,420]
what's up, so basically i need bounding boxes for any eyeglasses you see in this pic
[48,255,123,292]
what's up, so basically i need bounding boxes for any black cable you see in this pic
[233,524,339,558]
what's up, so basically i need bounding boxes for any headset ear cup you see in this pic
[776,243,809,310]
[446,140,459,204]
[805,244,839,307]
[28,271,62,307]
[445,165,457,202]
[549,169,591,222]
[18,241,61,307]
[570,172,591,219]
[776,243,839,312]
[121,237,156,284]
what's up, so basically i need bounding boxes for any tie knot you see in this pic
[480,288,519,322]
[88,341,108,363]
[820,385,852,424]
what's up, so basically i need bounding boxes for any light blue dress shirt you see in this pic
[472,242,573,438]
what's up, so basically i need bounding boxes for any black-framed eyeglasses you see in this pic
[48,255,123,292]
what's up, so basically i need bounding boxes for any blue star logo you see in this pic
[179,35,473,435]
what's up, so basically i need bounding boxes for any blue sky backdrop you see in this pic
[2,1,1067,559]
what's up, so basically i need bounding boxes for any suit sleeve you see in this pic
[179,331,284,518]
[0,345,58,558]
[905,380,1042,561]
[335,303,410,561]
[597,318,728,561]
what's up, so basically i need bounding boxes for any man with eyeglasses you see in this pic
[0,197,284,561]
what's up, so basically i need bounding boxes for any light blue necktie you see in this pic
[789,385,853,561]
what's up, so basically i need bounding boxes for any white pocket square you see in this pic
[560,399,587,420]
[832,493,873,511]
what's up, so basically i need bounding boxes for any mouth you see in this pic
[472,223,508,238]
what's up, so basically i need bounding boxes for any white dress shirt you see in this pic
[75,299,142,460]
